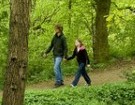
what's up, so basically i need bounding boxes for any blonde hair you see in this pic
[76,39,83,46]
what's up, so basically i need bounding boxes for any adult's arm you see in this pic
[45,36,54,54]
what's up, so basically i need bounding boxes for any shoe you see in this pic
[70,84,76,87]
[85,83,91,86]
[55,82,64,88]
[88,83,91,86]
[54,84,61,88]
[61,82,64,85]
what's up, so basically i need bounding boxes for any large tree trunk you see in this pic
[2,0,30,105]
[93,0,111,63]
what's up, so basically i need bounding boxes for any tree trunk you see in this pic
[2,0,30,105]
[93,0,111,63]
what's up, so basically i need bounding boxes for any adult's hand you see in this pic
[87,64,91,67]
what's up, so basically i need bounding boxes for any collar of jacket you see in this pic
[55,32,64,37]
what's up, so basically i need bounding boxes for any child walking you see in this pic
[67,39,91,87]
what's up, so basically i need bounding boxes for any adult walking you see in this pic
[44,24,68,87]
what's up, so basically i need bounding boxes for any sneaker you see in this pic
[70,84,76,87]
[85,83,91,86]
[54,82,64,88]
[54,84,61,88]
[61,82,64,85]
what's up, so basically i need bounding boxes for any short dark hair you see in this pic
[55,24,63,32]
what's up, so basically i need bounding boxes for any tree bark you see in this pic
[93,0,111,63]
[2,0,30,105]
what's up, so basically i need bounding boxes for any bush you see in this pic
[24,83,135,105]
[125,70,135,83]
[0,36,8,90]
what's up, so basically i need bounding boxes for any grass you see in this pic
[24,82,135,105]
[1,83,135,105]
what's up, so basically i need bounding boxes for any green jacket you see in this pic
[45,33,68,58]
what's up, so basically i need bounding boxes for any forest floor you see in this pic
[0,60,135,96]
[27,60,135,90]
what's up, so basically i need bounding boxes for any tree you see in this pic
[2,0,30,105]
[93,0,111,63]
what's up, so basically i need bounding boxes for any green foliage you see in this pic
[0,0,9,89]
[125,69,135,82]
[108,0,135,58]
[0,83,135,105]
[25,83,135,105]
[0,0,9,35]
[1,0,135,85]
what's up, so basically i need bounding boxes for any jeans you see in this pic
[72,63,91,86]
[54,57,63,84]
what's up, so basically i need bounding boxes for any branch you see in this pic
[33,7,60,30]
[79,12,92,35]
[41,7,59,25]
[111,2,135,13]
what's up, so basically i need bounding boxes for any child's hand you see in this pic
[87,64,91,67]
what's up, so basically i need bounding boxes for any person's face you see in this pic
[75,40,81,47]
[55,28,60,33]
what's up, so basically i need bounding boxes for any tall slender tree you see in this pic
[2,0,30,105]
[93,0,111,63]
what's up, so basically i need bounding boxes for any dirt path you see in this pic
[0,60,135,97]
[27,60,135,89]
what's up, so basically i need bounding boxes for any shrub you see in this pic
[125,70,135,83]
[24,83,135,105]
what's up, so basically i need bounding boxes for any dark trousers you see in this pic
[72,63,91,86]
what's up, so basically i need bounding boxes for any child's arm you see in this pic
[67,48,76,60]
